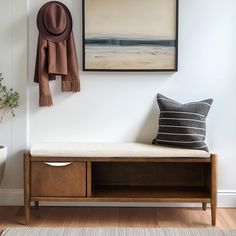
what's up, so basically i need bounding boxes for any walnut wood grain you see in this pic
[25,153,216,226]
[87,161,92,197]
[211,154,217,225]
[31,162,86,197]
[31,156,211,163]
[24,153,31,225]
[31,196,211,203]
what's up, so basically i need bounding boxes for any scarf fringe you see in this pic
[39,95,53,107]
[62,80,80,92]
[71,80,80,92]
[62,81,72,92]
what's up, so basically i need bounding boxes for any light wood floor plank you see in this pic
[0,207,236,232]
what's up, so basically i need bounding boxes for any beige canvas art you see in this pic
[83,0,178,71]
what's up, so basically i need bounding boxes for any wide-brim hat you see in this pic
[37,1,72,43]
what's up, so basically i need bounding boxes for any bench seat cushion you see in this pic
[30,142,211,158]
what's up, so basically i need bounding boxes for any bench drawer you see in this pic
[31,161,86,197]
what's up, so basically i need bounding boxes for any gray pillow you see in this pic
[152,94,213,152]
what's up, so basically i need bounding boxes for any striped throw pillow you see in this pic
[152,94,213,152]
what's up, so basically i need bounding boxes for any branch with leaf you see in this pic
[0,73,20,123]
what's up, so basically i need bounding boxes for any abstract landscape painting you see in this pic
[83,0,178,71]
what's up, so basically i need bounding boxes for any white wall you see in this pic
[0,0,27,189]
[1,0,236,205]
[29,0,236,193]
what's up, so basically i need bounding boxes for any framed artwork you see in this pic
[82,0,178,72]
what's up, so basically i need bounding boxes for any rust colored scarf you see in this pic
[34,32,80,107]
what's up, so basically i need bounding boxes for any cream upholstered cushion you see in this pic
[30,142,211,158]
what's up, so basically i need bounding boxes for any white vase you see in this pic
[0,145,7,183]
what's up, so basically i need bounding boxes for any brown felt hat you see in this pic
[37,1,72,42]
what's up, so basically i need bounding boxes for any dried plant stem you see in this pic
[0,108,11,123]
[0,73,20,124]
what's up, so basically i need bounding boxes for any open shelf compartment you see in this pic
[91,162,211,199]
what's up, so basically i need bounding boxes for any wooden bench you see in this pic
[24,142,217,225]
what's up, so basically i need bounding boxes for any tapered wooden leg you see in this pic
[34,201,39,209]
[24,153,31,224]
[202,203,207,211]
[24,201,30,225]
[211,201,216,226]
[210,154,217,226]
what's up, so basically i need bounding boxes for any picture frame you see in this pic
[82,0,179,72]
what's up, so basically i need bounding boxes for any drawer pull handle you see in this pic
[44,162,72,167]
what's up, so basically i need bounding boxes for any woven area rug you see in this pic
[2,227,236,236]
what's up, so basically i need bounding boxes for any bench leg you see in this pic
[202,203,207,211]
[211,201,217,226]
[24,201,31,225]
[34,201,39,210]
[211,154,217,226]
[24,153,31,224]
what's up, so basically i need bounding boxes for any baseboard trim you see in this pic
[217,190,236,207]
[0,189,24,206]
[0,189,236,207]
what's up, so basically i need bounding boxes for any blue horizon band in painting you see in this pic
[85,38,176,47]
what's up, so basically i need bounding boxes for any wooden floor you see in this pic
[0,207,236,232]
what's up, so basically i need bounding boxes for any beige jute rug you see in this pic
[2,227,236,236]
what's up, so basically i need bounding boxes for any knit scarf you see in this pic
[34,32,80,107]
